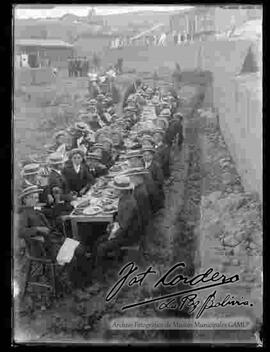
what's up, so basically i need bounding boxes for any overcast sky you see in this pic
[14,5,193,19]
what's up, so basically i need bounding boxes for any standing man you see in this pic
[172,62,182,91]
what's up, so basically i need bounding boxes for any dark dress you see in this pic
[62,163,94,194]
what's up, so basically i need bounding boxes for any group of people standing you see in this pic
[67,57,89,77]
[17,73,184,290]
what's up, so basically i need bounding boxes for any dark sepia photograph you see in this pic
[12,4,263,346]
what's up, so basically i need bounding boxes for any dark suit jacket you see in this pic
[154,144,170,178]
[145,161,165,211]
[62,163,94,194]
[133,183,151,231]
[18,206,52,240]
[114,192,141,244]
[147,161,164,188]
[48,169,72,202]
[101,150,114,169]
[122,83,136,109]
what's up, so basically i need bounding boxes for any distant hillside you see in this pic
[103,11,171,28]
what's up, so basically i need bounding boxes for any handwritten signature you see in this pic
[105,262,251,317]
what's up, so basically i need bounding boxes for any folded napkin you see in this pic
[56,238,80,266]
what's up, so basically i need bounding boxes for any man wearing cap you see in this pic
[49,130,68,157]
[18,185,64,259]
[86,152,108,178]
[94,176,141,273]
[122,78,142,110]
[47,153,73,204]
[125,150,144,169]
[93,139,114,169]
[21,163,40,189]
[20,164,50,204]
[71,122,90,149]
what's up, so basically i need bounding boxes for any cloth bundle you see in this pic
[56,238,80,266]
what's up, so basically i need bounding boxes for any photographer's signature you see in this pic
[105,262,252,318]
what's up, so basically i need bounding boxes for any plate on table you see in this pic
[83,206,102,216]
[103,188,118,199]
[98,197,114,207]
[110,165,123,173]
[102,204,118,214]
[91,190,103,198]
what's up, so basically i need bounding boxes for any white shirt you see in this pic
[145,161,152,169]
[56,143,66,156]
[73,163,81,174]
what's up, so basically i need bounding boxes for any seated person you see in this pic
[92,141,114,169]
[140,134,156,149]
[18,185,91,289]
[46,131,69,157]
[153,129,171,179]
[47,153,73,204]
[42,186,73,235]
[20,163,40,188]
[125,150,143,169]
[111,130,125,161]
[18,185,64,259]
[94,176,140,274]
[71,122,91,149]
[86,152,108,178]
[141,147,165,213]
[36,167,51,204]
[62,148,94,196]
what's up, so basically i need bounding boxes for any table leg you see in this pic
[71,219,78,240]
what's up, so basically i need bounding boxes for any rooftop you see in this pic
[15,38,74,48]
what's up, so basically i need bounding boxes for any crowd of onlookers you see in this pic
[110,31,196,49]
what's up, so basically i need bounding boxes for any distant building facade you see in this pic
[15,39,74,68]
[170,5,262,40]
